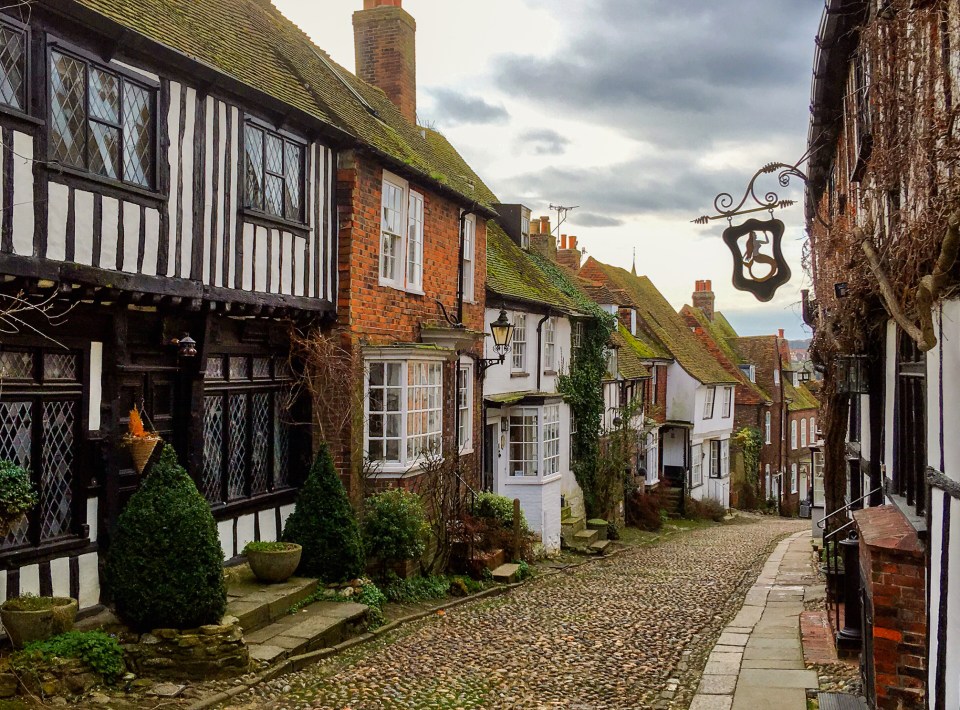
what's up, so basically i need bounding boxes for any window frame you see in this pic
[46,38,159,192]
[200,354,295,506]
[765,410,771,444]
[810,416,816,441]
[691,443,703,488]
[511,313,527,373]
[702,386,716,419]
[461,213,476,303]
[800,418,807,448]
[709,440,722,479]
[378,170,426,293]
[364,356,445,473]
[0,14,30,120]
[543,317,556,372]
[721,386,732,418]
[790,419,797,449]
[242,117,308,225]
[791,463,798,494]
[458,358,473,454]
[508,407,539,478]
[506,403,563,481]
[0,346,86,555]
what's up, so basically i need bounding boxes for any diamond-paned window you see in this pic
[0,21,26,112]
[205,356,224,380]
[0,349,82,551]
[243,121,305,222]
[49,49,154,188]
[202,353,294,504]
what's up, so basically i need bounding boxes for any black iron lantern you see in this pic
[836,354,869,394]
[177,334,198,358]
[489,308,515,357]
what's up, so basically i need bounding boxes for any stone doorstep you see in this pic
[225,575,320,635]
[492,563,521,583]
[245,601,367,664]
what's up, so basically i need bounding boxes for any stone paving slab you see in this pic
[687,530,819,710]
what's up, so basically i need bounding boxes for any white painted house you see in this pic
[482,217,592,552]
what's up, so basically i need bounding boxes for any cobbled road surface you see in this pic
[225,517,806,710]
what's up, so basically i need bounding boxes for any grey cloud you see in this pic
[571,212,624,228]
[426,88,508,126]
[496,0,822,146]
[517,128,571,155]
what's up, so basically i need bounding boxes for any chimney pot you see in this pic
[705,279,712,291]
[364,0,401,7]
[529,220,540,236]
[691,279,715,321]
[560,234,568,249]
[569,236,577,250]
[778,328,785,339]
[540,216,551,234]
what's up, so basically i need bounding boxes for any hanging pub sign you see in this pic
[721,218,791,302]
[692,160,824,303]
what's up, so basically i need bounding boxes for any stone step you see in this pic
[573,529,599,547]
[491,563,521,583]
[817,692,868,710]
[245,601,368,665]
[560,505,572,521]
[225,566,319,635]
[561,516,585,534]
[586,519,608,541]
[589,540,612,556]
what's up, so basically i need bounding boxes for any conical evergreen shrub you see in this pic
[104,445,226,631]
[282,444,364,582]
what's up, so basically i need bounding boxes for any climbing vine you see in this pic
[732,426,763,507]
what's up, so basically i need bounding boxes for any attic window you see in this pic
[738,363,756,382]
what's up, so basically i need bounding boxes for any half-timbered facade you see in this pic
[0,0,362,610]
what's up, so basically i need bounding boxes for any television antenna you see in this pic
[548,204,579,235]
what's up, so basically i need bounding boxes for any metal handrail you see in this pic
[824,518,855,540]
[817,486,882,529]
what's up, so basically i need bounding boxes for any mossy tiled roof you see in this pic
[785,380,820,412]
[617,323,667,362]
[485,223,586,314]
[73,0,495,210]
[585,260,736,385]
[613,326,652,380]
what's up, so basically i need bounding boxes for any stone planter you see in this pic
[1,596,78,649]
[246,542,302,583]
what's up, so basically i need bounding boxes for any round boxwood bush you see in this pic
[473,491,528,531]
[282,444,365,582]
[362,488,429,570]
[104,444,226,631]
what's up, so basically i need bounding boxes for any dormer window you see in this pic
[49,49,156,188]
[738,364,756,383]
[520,213,530,249]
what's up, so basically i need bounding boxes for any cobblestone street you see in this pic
[224,517,806,710]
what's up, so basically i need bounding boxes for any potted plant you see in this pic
[1,595,78,648]
[0,460,38,537]
[243,541,302,583]
[123,408,161,474]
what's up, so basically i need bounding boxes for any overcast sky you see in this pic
[273,0,825,339]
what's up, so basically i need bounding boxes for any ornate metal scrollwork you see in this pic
[721,218,791,302]
[692,162,805,225]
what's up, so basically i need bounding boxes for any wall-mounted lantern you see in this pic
[167,333,198,358]
[836,354,869,394]
[477,308,515,377]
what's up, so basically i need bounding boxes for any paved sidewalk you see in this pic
[689,530,819,710]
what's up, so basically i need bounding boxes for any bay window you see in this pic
[378,171,425,292]
[507,403,563,479]
[366,358,443,470]
[50,49,155,188]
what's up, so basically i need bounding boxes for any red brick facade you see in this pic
[353,2,417,124]
[854,505,927,710]
[332,150,486,496]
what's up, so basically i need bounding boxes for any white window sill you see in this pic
[503,475,558,486]
[367,463,436,478]
[511,371,529,378]
[459,445,474,456]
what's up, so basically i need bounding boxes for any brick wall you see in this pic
[353,3,417,123]
[854,505,927,710]
[332,150,485,496]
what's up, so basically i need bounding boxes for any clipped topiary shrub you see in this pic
[473,491,528,531]
[104,445,226,631]
[282,444,364,582]
[362,488,429,574]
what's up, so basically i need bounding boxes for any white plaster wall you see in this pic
[883,320,897,481]
[11,130,33,256]
[50,557,70,599]
[666,364,696,423]
[258,509,278,541]
[482,307,573,395]
[77,553,99,609]
[692,386,735,443]
[662,428,686,469]
[236,514,255,557]
[279,504,295,533]
[501,475,562,553]
[19,564,39,597]
[218,519,233,558]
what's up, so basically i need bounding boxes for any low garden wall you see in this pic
[122,615,249,680]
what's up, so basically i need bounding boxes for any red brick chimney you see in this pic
[557,235,581,271]
[353,0,417,123]
[778,328,784,339]
[692,279,715,321]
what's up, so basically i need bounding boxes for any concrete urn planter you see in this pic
[1,596,78,649]
[245,542,302,583]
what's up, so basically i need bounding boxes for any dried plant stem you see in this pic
[860,232,927,347]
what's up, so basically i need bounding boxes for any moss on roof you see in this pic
[785,380,820,412]
[74,0,495,210]
[617,323,665,362]
[586,260,736,385]
[612,326,652,380]
[485,223,586,314]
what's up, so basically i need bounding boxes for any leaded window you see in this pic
[243,123,305,222]
[0,347,81,550]
[0,18,26,112]
[49,50,154,188]
[202,354,292,504]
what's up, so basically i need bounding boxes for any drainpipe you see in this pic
[535,311,551,391]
